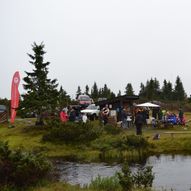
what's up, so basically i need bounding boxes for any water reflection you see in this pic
[56,161,121,187]
[56,155,191,191]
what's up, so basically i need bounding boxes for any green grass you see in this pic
[1,117,191,162]
[30,182,153,191]
[0,118,188,191]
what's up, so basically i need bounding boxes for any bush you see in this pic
[43,122,103,144]
[104,124,122,135]
[89,174,120,191]
[0,141,52,189]
[114,135,150,151]
[118,163,154,191]
[133,166,155,188]
[117,164,133,191]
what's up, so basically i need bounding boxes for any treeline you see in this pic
[0,42,191,123]
[74,76,189,102]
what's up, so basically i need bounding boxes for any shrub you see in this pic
[0,141,52,189]
[89,174,120,191]
[114,135,150,151]
[133,166,155,188]
[118,163,154,191]
[104,124,122,135]
[117,163,133,191]
[43,122,103,144]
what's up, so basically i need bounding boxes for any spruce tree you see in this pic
[91,82,99,100]
[125,83,134,96]
[22,42,59,125]
[102,84,110,98]
[162,80,173,100]
[146,78,155,100]
[139,83,145,98]
[117,90,122,97]
[167,81,173,100]
[58,86,71,110]
[85,85,90,95]
[173,76,186,101]
[153,78,160,99]
[76,86,82,99]
[99,84,115,99]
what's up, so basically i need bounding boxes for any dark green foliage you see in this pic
[90,82,116,100]
[0,141,52,189]
[76,86,82,99]
[173,76,186,101]
[104,124,122,135]
[133,166,154,188]
[58,86,71,110]
[85,85,90,95]
[144,78,160,100]
[118,163,154,191]
[139,76,187,102]
[99,84,116,99]
[114,135,150,151]
[43,122,103,144]
[118,163,133,191]
[125,83,134,96]
[91,82,99,100]
[139,83,145,97]
[161,80,173,100]
[89,174,120,191]
[188,95,191,103]
[0,98,10,109]
[21,42,59,125]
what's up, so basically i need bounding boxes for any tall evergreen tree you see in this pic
[102,84,110,98]
[162,80,173,100]
[22,42,59,125]
[173,76,186,101]
[145,78,160,100]
[146,79,154,100]
[153,78,161,99]
[85,85,90,95]
[125,83,134,96]
[91,82,99,100]
[76,86,82,99]
[167,81,173,100]
[139,83,145,97]
[58,86,71,110]
[139,78,160,100]
[117,90,121,97]
[110,92,116,99]
[98,84,115,99]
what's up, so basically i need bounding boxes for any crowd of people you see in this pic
[59,104,186,136]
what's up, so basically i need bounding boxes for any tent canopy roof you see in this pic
[136,102,160,108]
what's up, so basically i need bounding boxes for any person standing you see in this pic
[135,110,144,135]
[60,109,69,122]
[82,113,88,123]
[121,108,127,128]
[179,108,184,125]
[101,105,110,125]
[126,111,132,128]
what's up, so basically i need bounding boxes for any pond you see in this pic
[55,155,191,191]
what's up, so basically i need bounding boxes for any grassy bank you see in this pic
[1,118,190,191]
[30,182,153,191]
[0,117,191,162]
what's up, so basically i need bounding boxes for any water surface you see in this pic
[56,155,191,191]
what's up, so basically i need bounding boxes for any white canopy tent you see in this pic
[136,102,160,108]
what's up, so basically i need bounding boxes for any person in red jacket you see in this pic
[60,109,69,122]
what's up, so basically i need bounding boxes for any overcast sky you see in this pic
[1,0,191,99]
